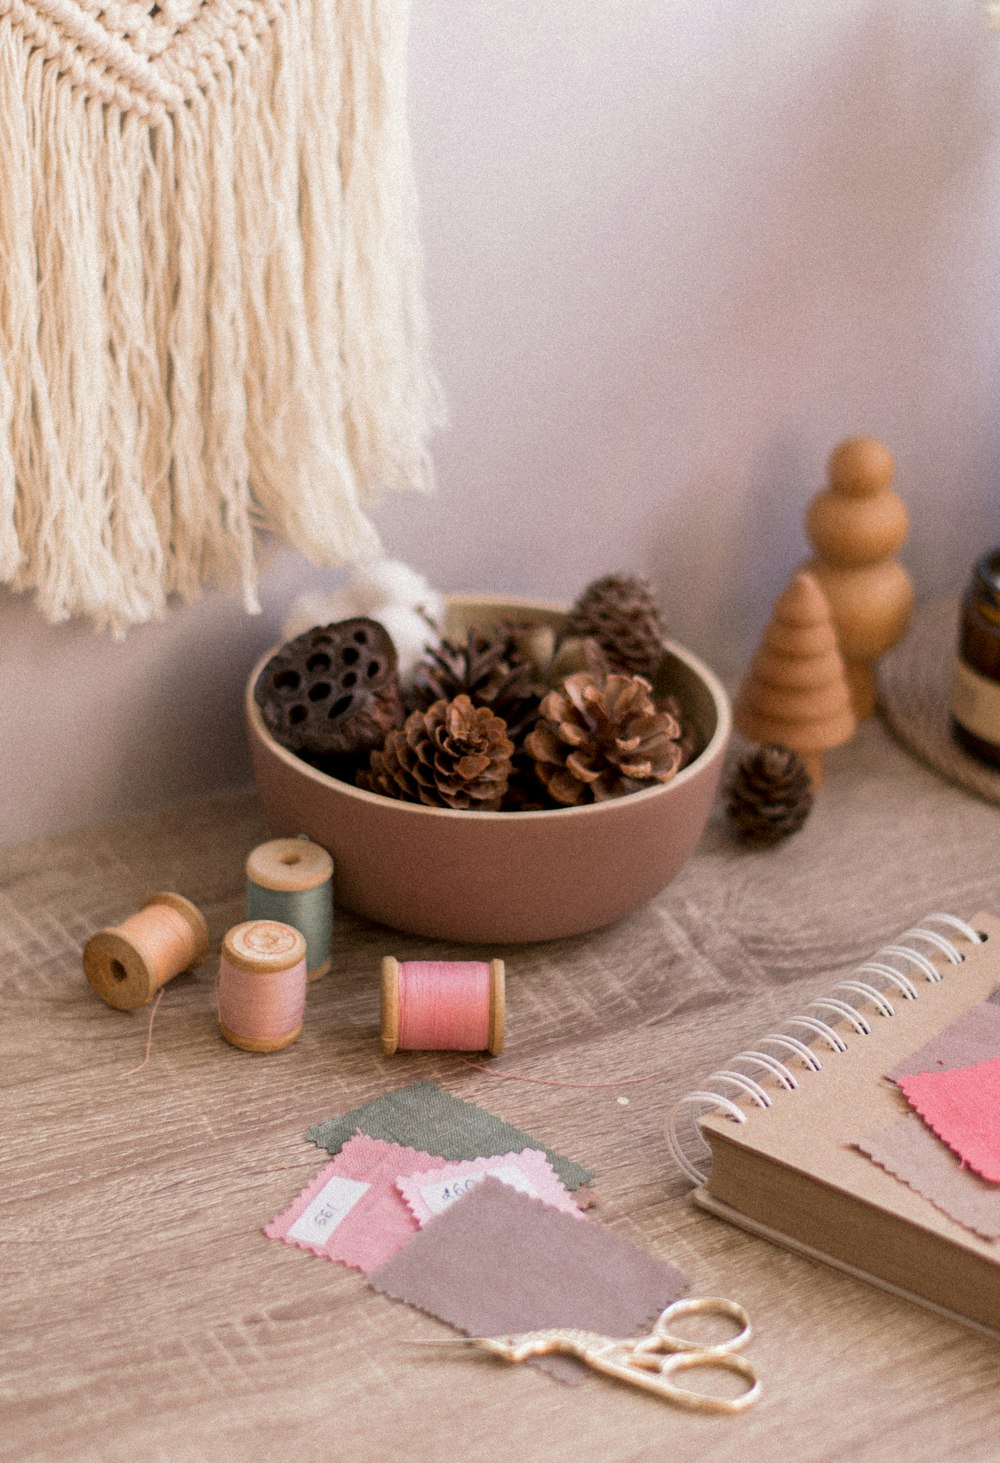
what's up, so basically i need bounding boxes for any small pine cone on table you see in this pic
[525,671,683,806]
[360,695,515,811]
[726,744,814,846]
[563,574,667,681]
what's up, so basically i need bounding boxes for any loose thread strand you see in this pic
[126,988,164,1076]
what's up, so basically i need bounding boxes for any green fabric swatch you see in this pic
[307,1081,594,1190]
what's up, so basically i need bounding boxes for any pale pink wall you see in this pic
[2,0,999,845]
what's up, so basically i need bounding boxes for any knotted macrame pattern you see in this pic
[0,0,442,629]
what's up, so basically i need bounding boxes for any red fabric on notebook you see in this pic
[899,1057,1000,1184]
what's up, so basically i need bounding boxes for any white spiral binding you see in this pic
[666,913,984,1186]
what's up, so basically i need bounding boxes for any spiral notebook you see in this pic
[667,912,1000,1337]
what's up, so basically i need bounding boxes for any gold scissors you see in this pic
[432,1297,760,1413]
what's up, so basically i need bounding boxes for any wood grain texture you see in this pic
[3,721,1000,1462]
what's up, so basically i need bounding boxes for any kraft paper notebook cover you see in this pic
[667,912,1000,1337]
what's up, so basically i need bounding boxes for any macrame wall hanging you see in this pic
[0,0,442,631]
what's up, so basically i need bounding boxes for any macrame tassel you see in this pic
[0,0,442,631]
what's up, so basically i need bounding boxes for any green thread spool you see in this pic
[245,837,333,981]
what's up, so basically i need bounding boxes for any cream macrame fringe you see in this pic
[0,0,442,631]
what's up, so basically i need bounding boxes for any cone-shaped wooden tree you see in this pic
[735,571,857,787]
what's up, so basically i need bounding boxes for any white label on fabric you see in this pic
[287,1175,370,1244]
[417,1162,537,1217]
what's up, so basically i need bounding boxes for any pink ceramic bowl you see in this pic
[246,595,731,944]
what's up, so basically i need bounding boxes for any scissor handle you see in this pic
[643,1296,752,1357]
[654,1350,761,1414]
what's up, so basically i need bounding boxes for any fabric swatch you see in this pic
[889,999,1000,1081]
[856,1115,1000,1240]
[396,1149,584,1227]
[307,1081,594,1190]
[368,1177,688,1384]
[264,1134,444,1273]
[898,1058,1000,1183]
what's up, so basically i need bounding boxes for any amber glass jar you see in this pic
[951,549,1000,767]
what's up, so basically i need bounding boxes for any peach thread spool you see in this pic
[381,957,505,1056]
[218,920,307,1053]
[84,892,209,1011]
[245,836,333,982]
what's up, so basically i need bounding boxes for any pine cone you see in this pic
[563,574,667,680]
[495,618,557,679]
[726,744,814,846]
[360,695,514,810]
[525,672,683,806]
[409,628,543,745]
[660,693,699,770]
[546,635,612,687]
[255,619,403,761]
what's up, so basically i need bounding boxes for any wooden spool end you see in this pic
[487,959,506,1056]
[218,1020,304,1054]
[222,920,306,973]
[245,837,333,893]
[83,892,209,1012]
[380,956,401,1055]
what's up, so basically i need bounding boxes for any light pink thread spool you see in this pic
[381,958,505,1056]
[218,920,307,1053]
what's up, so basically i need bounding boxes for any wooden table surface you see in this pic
[3,719,999,1462]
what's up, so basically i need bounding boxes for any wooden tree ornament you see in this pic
[735,572,856,787]
[803,436,914,719]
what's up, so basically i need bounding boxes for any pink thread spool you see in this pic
[84,892,209,1011]
[381,957,505,1056]
[218,920,307,1053]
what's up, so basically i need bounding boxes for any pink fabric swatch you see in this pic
[264,1134,445,1272]
[856,1115,1000,1241]
[899,1057,1000,1184]
[368,1177,688,1384]
[889,999,1000,1081]
[395,1149,584,1227]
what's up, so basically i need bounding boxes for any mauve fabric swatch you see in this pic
[889,998,1000,1081]
[856,1115,1000,1240]
[367,1177,688,1384]
[264,1134,444,1273]
[898,1058,1000,1183]
[307,1081,593,1190]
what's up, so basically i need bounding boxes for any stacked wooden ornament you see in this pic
[803,436,913,719]
[727,435,913,845]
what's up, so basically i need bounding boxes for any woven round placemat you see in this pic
[877,595,1000,806]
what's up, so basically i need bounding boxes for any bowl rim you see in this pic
[245,593,733,822]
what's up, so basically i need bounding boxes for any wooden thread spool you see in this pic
[218,920,307,1053]
[84,892,209,1011]
[245,836,333,981]
[381,957,505,1056]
